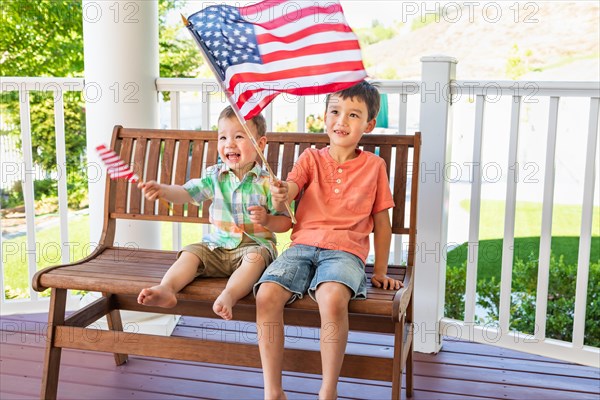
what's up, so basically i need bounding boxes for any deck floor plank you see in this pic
[1,313,598,399]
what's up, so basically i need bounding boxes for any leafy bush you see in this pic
[306,114,324,133]
[446,252,600,347]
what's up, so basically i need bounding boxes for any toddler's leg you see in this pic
[256,283,292,400]
[137,251,201,308]
[213,252,267,320]
[315,282,352,400]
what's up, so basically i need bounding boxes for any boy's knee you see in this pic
[255,283,289,311]
[316,283,351,314]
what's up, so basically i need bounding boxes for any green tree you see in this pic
[159,0,204,79]
[1,0,202,208]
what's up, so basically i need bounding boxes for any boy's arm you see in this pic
[371,209,403,290]
[270,180,300,212]
[264,214,293,233]
[138,181,193,204]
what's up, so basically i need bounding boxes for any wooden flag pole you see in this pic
[182,14,296,223]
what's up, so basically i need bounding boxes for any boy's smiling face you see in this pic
[324,94,376,151]
[217,116,266,179]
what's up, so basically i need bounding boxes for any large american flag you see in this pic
[186,0,367,120]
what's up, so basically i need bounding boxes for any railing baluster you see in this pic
[265,103,273,132]
[535,96,560,340]
[170,91,182,251]
[572,97,600,348]
[18,90,38,301]
[398,94,408,135]
[297,96,306,132]
[499,96,522,332]
[201,84,210,130]
[0,220,4,303]
[200,87,211,239]
[465,94,486,323]
[54,90,70,264]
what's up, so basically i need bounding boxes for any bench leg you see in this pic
[103,294,128,365]
[391,315,405,400]
[406,297,414,398]
[40,288,67,400]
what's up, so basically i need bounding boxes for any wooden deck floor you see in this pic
[1,312,598,399]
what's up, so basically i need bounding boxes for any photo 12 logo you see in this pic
[400,2,540,24]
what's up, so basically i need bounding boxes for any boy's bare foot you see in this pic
[213,290,236,320]
[137,285,178,308]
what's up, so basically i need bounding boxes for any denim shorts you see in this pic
[253,244,367,303]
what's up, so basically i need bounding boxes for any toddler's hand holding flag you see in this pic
[95,144,172,211]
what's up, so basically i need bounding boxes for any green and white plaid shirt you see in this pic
[183,163,282,258]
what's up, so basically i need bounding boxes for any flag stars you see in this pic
[190,4,262,72]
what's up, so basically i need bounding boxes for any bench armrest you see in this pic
[32,245,108,292]
[392,264,414,322]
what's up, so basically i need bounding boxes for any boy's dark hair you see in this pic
[218,106,267,137]
[325,81,380,121]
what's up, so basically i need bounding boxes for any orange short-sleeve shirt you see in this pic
[287,147,395,263]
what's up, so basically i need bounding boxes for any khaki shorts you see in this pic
[178,239,273,278]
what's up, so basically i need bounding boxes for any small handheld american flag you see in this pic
[96,144,139,183]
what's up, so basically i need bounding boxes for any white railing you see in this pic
[1,77,84,314]
[1,72,598,367]
[441,80,600,367]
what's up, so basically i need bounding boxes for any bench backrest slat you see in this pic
[172,139,190,217]
[104,127,421,264]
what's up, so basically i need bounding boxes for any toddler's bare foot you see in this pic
[213,290,236,320]
[137,285,177,308]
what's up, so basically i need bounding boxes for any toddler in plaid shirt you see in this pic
[137,106,291,320]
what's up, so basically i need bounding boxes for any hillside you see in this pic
[363,2,600,80]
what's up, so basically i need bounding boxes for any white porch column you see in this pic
[83,1,160,249]
[414,55,457,353]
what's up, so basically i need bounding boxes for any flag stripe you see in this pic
[258,29,357,51]
[254,14,349,39]
[261,40,361,64]
[228,60,365,96]
[96,144,138,183]
[225,49,364,85]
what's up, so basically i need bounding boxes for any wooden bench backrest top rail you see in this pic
[101,126,421,266]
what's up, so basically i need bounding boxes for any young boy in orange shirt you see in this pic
[254,81,402,399]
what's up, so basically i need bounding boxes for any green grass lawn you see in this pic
[449,200,600,280]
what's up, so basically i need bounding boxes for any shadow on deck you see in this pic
[1,313,598,399]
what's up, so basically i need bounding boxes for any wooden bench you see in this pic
[33,126,421,399]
